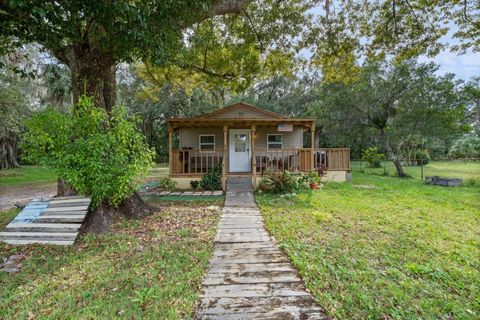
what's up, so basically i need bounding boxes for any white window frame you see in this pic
[267,134,283,150]
[199,134,215,151]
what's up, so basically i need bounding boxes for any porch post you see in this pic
[251,124,256,188]
[222,125,228,191]
[168,125,173,176]
[310,123,315,171]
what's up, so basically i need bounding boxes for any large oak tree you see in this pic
[0,0,255,230]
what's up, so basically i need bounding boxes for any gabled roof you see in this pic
[200,102,286,119]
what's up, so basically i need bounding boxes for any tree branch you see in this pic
[183,64,237,80]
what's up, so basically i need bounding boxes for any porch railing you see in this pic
[254,148,350,173]
[314,148,350,171]
[171,149,224,175]
[170,147,350,175]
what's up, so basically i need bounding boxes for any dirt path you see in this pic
[0,183,57,210]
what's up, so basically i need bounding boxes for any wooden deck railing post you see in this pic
[168,125,173,176]
[222,125,228,191]
[310,123,315,171]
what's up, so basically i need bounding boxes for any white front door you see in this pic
[229,129,251,172]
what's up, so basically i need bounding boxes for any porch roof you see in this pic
[167,117,315,129]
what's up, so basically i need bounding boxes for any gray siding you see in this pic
[178,126,304,150]
[254,126,303,149]
[210,105,275,119]
[179,127,224,149]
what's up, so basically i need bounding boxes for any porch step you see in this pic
[226,177,253,185]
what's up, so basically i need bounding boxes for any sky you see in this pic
[308,5,480,82]
[420,49,479,81]
[418,21,479,81]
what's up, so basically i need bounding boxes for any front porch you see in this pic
[167,103,350,190]
[169,147,351,176]
[167,125,350,190]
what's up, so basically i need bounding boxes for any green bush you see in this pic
[362,147,384,168]
[449,134,480,159]
[159,177,177,190]
[190,180,200,190]
[21,96,154,207]
[414,149,430,165]
[259,171,299,193]
[200,164,222,191]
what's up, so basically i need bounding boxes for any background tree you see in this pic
[0,0,261,230]
[0,72,30,169]
[312,59,470,177]
[0,1,260,110]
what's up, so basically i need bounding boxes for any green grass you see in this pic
[0,166,58,187]
[352,160,480,183]
[147,166,169,180]
[256,172,480,319]
[0,201,220,319]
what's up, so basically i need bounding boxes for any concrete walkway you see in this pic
[195,178,328,319]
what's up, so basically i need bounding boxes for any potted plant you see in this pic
[307,170,320,189]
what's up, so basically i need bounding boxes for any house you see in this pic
[167,102,350,189]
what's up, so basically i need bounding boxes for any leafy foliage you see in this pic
[362,147,384,168]
[21,97,154,207]
[258,170,299,193]
[190,180,200,190]
[158,177,177,191]
[413,150,430,165]
[311,59,470,176]
[0,73,30,169]
[449,134,480,159]
[199,164,222,191]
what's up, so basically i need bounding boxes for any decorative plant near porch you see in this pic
[200,164,222,191]
[158,177,177,191]
[306,170,321,189]
[21,97,155,231]
[259,171,298,193]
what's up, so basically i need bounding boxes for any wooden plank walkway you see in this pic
[194,178,328,319]
[0,196,91,246]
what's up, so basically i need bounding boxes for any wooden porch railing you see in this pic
[171,149,224,175]
[170,147,350,175]
[254,148,350,173]
[314,148,350,171]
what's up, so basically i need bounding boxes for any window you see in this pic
[234,134,247,152]
[236,111,245,118]
[199,135,215,150]
[267,134,283,149]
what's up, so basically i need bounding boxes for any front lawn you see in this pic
[0,199,221,319]
[0,166,58,187]
[351,160,480,183]
[256,173,480,319]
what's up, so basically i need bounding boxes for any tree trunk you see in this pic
[59,47,152,233]
[382,131,406,177]
[82,192,152,234]
[67,47,117,112]
[1,135,20,170]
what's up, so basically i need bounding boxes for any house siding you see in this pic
[208,105,279,119]
[179,127,224,149]
[255,126,303,149]
[178,126,304,150]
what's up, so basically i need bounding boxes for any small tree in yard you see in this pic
[362,147,384,168]
[21,97,154,232]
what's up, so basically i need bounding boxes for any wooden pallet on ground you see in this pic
[0,197,91,246]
